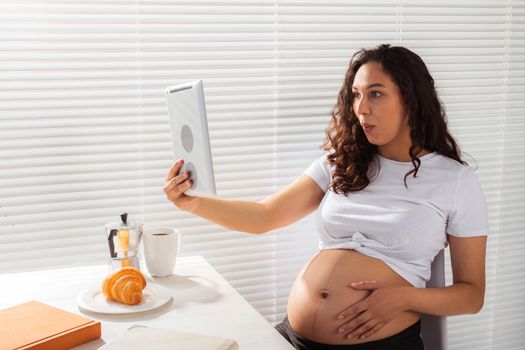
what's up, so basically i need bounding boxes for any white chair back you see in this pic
[420,249,447,350]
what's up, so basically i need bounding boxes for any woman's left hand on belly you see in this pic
[336,281,410,340]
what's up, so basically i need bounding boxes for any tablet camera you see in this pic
[181,124,193,153]
[185,162,198,189]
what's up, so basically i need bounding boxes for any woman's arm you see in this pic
[401,235,487,315]
[164,159,325,234]
[337,235,487,339]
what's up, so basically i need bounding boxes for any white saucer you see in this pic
[76,282,172,314]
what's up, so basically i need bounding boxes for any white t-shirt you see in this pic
[303,152,489,288]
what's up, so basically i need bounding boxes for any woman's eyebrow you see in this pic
[351,83,385,90]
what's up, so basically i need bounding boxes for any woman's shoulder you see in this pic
[425,153,484,191]
[314,152,337,171]
[427,152,471,173]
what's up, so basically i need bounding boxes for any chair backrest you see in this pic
[420,249,447,350]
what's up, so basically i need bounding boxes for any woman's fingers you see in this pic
[164,173,191,196]
[164,180,191,203]
[170,171,190,188]
[358,322,385,340]
[342,318,379,340]
[163,160,199,213]
[175,180,192,197]
[338,299,367,320]
[166,159,184,182]
[164,159,193,201]
[338,312,368,336]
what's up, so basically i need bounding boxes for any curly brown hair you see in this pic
[321,44,466,195]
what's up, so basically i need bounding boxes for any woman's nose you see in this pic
[354,96,370,116]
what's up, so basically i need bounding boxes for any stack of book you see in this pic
[0,300,101,350]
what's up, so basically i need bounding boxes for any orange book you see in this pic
[0,300,101,350]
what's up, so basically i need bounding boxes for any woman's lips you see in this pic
[362,124,375,133]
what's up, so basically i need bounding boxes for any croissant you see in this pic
[102,267,147,305]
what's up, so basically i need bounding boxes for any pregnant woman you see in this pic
[164,44,488,350]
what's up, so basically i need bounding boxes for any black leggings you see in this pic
[275,316,424,350]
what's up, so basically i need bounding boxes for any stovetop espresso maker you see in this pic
[105,212,143,271]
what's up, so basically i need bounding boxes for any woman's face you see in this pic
[351,61,411,154]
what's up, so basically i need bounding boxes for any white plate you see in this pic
[76,282,172,314]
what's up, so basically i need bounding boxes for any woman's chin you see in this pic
[365,136,382,145]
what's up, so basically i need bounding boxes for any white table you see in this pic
[0,256,294,350]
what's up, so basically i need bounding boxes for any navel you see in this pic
[319,289,330,299]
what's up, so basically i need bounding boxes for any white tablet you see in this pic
[166,80,217,197]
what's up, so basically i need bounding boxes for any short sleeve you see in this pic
[302,154,333,193]
[446,166,489,237]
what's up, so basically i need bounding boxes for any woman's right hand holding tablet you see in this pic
[163,159,199,213]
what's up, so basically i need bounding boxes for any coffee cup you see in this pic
[143,227,181,277]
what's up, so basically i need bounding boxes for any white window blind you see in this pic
[490,1,525,348]
[1,1,524,349]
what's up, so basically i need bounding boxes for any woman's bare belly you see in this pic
[287,249,420,345]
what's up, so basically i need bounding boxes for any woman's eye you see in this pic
[352,91,381,99]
